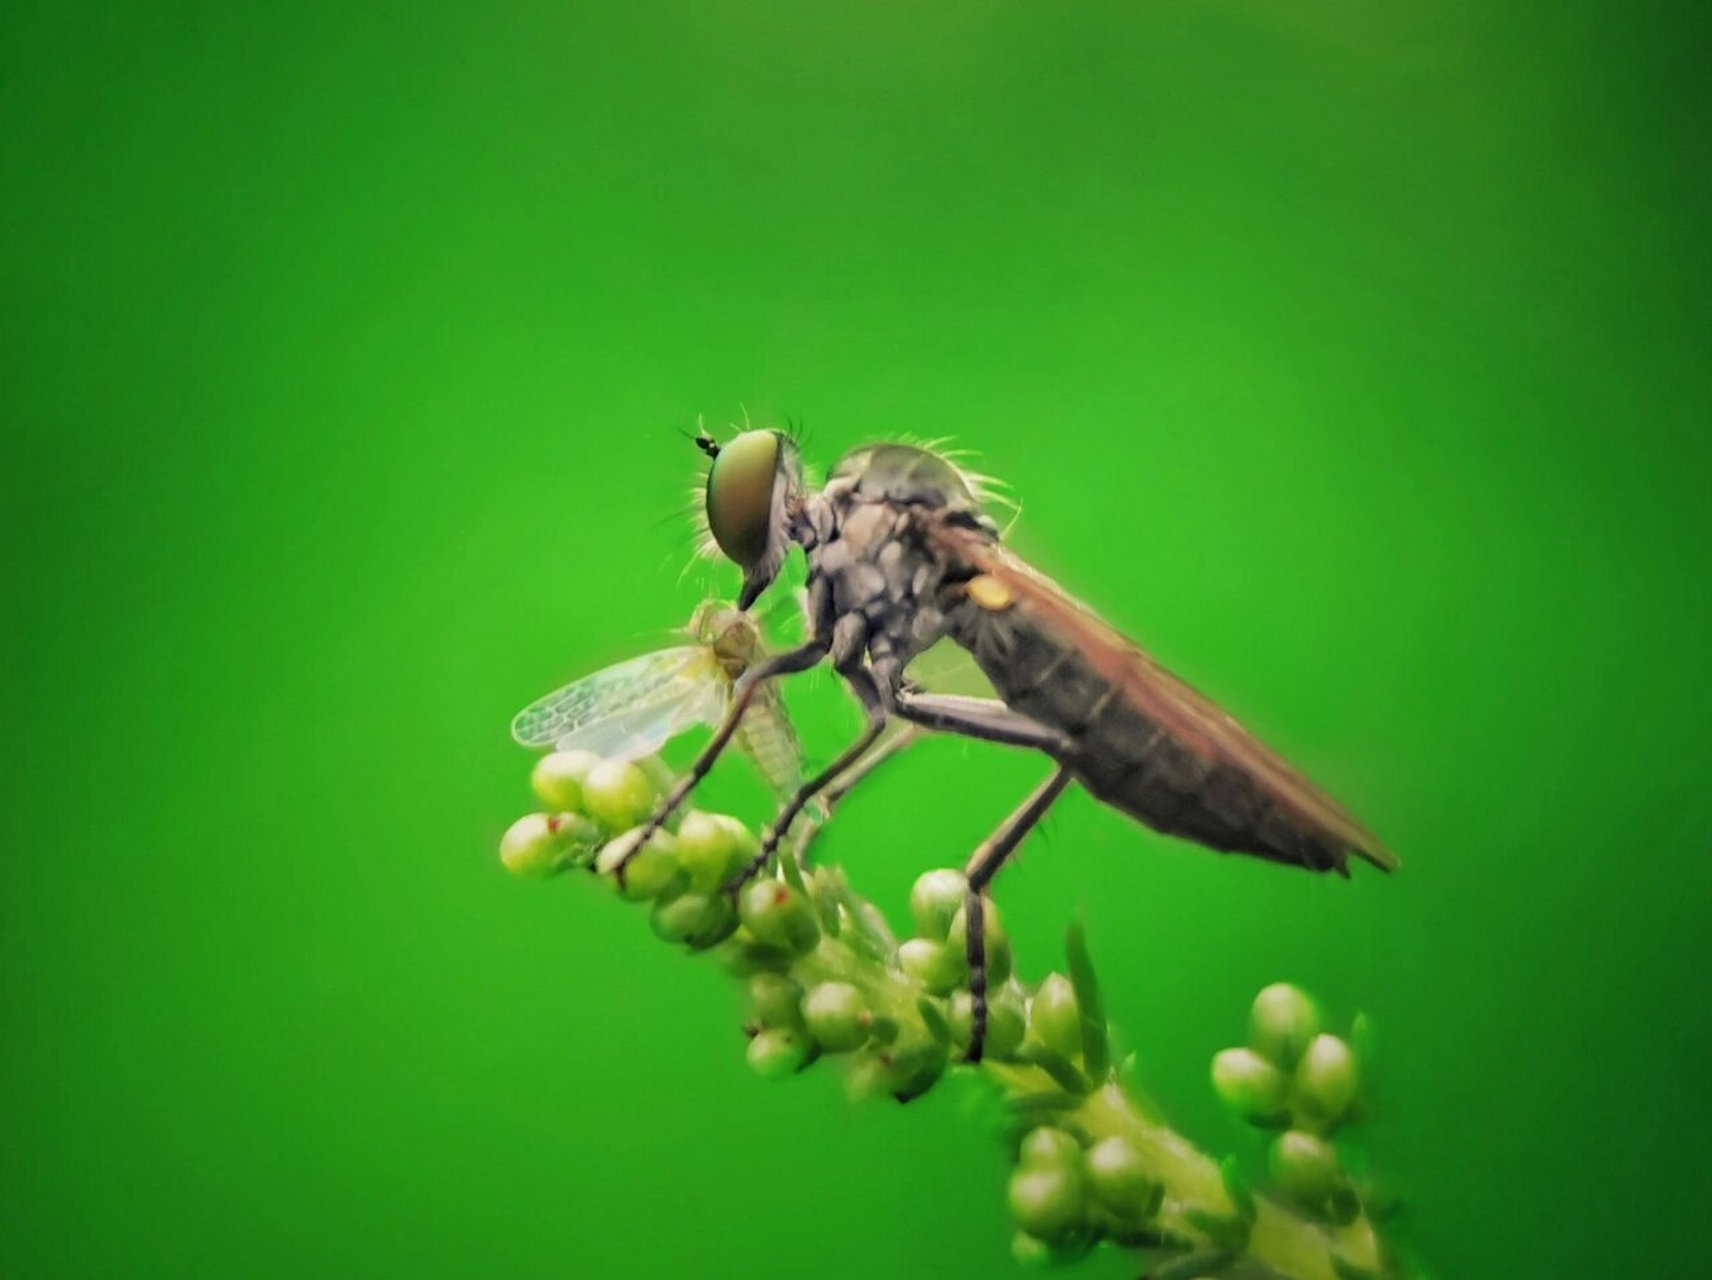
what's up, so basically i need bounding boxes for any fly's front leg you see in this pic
[729,663,889,892]
[614,635,829,885]
[963,767,1074,1063]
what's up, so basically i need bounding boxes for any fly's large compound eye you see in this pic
[705,430,781,567]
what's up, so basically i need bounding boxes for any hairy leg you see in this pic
[963,767,1075,1062]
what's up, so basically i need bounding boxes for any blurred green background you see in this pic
[4,2,1708,1276]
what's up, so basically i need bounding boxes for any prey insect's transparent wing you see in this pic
[511,647,727,761]
[555,683,728,762]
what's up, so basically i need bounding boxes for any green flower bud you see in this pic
[843,1038,945,1102]
[947,902,1014,986]
[1085,1136,1155,1215]
[649,891,737,950]
[675,810,744,892]
[1294,1033,1360,1124]
[1007,1161,1087,1242]
[881,1036,949,1102]
[1010,1231,1054,1268]
[802,981,869,1051]
[1010,1230,1094,1268]
[747,972,804,1029]
[843,1049,894,1101]
[897,937,966,995]
[1211,1047,1289,1124]
[581,760,655,831]
[498,812,599,878]
[738,878,821,955]
[947,987,1027,1058]
[1029,974,1082,1060]
[746,1027,810,1079]
[909,868,968,940]
[1018,1126,1082,1171]
[593,827,680,901]
[1269,1130,1342,1203]
[708,812,759,862]
[1250,983,1321,1069]
[529,749,601,812]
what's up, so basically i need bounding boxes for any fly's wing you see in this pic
[732,680,807,800]
[928,520,1396,874]
[511,647,725,761]
[905,636,999,699]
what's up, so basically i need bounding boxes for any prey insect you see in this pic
[622,428,1396,1061]
[511,600,811,800]
[512,599,918,852]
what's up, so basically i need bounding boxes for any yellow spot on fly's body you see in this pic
[967,574,1016,612]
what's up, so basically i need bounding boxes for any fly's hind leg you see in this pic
[877,676,1080,1062]
[728,663,889,891]
[962,767,1074,1062]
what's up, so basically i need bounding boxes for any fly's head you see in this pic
[696,428,810,610]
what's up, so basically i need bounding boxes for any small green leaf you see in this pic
[918,996,953,1047]
[1350,1011,1375,1066]
[1148,1248,1237,1280]
[777,844,808,895]
[1064,920,1109,1078]
[1330,1256,1382,1280]
[1184,1208,1251,1251]
[1325,1182,1363,1226]
[1219,1156,1257,1223]
[1141,1181,1165,1220]
[1007,1092,1081,1122]
[1017,1043,1091,1095]
[806,866,848,938]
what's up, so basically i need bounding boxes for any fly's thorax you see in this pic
[826,443,986,515]
[806,497,958,673]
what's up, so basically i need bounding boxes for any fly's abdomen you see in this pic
[946,595,1356,874]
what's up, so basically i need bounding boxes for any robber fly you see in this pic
[622,430,1396,1059]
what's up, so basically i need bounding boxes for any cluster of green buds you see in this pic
[500,749,765,948]
[501,752,1409,1280]
[1210,985,1373,1227]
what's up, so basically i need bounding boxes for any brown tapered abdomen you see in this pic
[939,552,1395,876]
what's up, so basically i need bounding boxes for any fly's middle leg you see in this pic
[728,663,889,892]
[793,725,923,860]
[615,635,830,887]
[962,766,1074,1063]
[890,690,1073,755]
